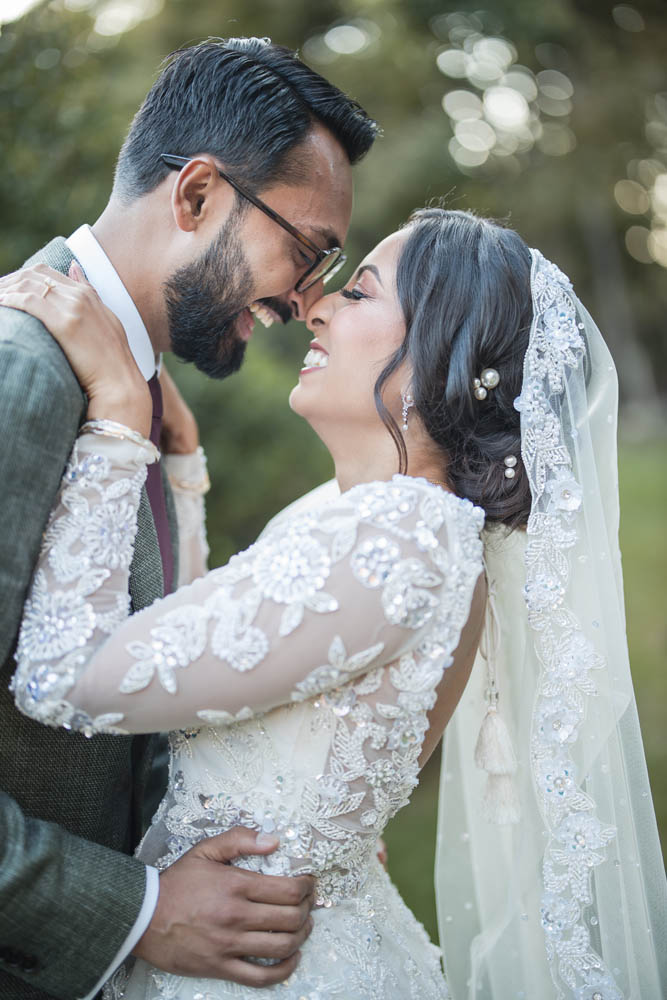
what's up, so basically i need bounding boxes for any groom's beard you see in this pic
[165,209,254,380]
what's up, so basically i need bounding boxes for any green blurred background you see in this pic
[1,0,665,943]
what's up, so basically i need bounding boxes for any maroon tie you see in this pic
[146,374,174,595]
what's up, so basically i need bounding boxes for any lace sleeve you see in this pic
[163,447,210,585]
[13,435,483,736]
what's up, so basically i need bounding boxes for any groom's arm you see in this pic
[0,310,85,664]
[0,794,314,995]
[0,316,155,997]
[0,790,150,998]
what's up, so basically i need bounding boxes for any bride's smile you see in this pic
[290,231,408,437]
[300,340,329,371]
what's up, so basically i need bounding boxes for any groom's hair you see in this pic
[112,37,379,202]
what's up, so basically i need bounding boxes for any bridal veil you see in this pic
[436,250,666,999]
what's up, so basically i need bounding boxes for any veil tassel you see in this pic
[475,577,520,824]
[474,703,516,774]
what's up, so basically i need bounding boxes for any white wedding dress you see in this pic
[12,435,485,999]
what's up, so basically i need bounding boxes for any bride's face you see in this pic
[289,231,408,437]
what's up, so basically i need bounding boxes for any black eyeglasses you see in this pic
[159,154,346,293]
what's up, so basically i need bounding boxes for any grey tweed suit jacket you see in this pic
[0,238,177,999]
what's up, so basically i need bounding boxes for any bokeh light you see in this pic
[647,227,667,267]
[614,179,650,215]
[303,19,379,64]
[617,91,667,267]
[483,86,529,130]
[537,123,576,157]
[436,48,468,78]
[94,1,164,38]
[324,24,368,55]
[442,90,483,121]
[625,226,653,263]
[612,5,645,33]
[455,118,496,153]
[537,69,573,101]
[0,0,42,23]
[435,11,575,174]
[651,174,667,216]
[447,138,489,168]
[503,67,538,101]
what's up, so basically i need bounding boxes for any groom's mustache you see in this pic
[256,296,294,325]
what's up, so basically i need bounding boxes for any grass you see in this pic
[383,439,667,945]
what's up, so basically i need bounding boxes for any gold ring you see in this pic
[41,277,57,299]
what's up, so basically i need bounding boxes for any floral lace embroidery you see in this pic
[516,250,620,999]
[11,446,144,737]
[134,483,484,920]
[292,635,385,702]
[115,484,453,704]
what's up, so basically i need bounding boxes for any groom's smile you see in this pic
[248,298,292,328]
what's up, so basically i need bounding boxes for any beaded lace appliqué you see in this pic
[515,251,621,1000]
[12,447,144,736]
[138,481,484,913]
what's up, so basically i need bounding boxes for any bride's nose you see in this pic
[305,290,337,333]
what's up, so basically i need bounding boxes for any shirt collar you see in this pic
[65,224,158,381]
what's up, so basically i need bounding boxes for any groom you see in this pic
[0,37,377,999]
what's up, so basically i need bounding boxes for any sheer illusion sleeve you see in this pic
[12,434,481,736]
[163,447,210,586]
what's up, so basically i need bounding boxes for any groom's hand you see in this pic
[132,827,314,987]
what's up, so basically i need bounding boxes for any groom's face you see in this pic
[164,127,353,380]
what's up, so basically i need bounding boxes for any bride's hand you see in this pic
[0,262,152,438]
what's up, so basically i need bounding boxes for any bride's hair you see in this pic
[376,207,533,528]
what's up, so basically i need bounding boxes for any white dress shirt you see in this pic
[66,224,157,380]
[65,225,160,1000]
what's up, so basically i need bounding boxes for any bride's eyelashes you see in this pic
[340,286,368,301]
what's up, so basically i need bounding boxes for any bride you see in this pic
[2,208,664,998]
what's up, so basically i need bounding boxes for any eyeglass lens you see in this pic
[298,250,346,292]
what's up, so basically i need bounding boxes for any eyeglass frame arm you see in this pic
[159,153,337,263]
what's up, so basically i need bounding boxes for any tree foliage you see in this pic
[2,0,666,560]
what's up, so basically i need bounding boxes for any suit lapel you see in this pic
[130,490,164,611]
[162,461,180,591]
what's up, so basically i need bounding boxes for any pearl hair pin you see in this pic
[504,455,518,479]
[473,368,500,400]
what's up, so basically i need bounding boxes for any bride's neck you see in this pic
[332,436,450,495]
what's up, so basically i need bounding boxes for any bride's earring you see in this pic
[401,391,414,432]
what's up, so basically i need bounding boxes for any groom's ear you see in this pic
[170,155,235,233]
